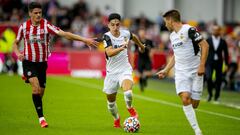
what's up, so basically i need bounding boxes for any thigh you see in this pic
[137,61,144,73]
[119,71,133,90]
[37,62,47,88]
[121,79,133,91]
[106,92,117,102]
[175,72,191,95]
[22,60,38,80]
[144,61,152,71]
[103,75,119,94]
[191,74,203,100]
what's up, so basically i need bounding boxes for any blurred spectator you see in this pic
[0,28,17,75]
[206,25,229,102]
[72,0,89,20]
[226,34,239,91]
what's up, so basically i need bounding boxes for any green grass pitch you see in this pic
[0,75,240,135]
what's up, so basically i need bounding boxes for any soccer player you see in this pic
[156,10,209,135]
[102,13,145,128]
[12,2,98,128]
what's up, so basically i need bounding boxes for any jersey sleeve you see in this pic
[103,34,112,48]
[47,21,60,35]
[188,27,203,44]
[16,25,23,41]
[188,27,203,55]
[129,31,133,40]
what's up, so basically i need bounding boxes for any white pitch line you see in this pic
[51,77,240,121]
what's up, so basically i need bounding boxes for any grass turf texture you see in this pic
[0,75,240,135]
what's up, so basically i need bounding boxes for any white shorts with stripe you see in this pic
[175,70,203,100]
[103,70,133,94]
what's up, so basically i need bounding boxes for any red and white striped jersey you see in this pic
[16,18,60,62]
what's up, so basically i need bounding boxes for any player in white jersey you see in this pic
[102,13,145,128]
[156,10,209,135]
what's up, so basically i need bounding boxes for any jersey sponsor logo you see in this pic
[113,44,124,48]
[40,29,44,34]
[172,42,183,49]
[29,34,45,44]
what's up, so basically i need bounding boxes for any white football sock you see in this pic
[39,117,45,123]
[183,104,201,132]
[124,90,133,108]
[107,101,119,120]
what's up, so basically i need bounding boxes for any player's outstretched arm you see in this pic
[131,34,145,53]
[197,40,209,76]
[57,30,98,47]
[156,55,175,79]
[13,40,24,61]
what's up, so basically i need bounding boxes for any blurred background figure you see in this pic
[0,28,17,75]
[134,28,154,92]
[226,31,239,91]
[206,25,229,102]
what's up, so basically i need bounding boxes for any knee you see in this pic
[121,80,133,90]
[122,85,132,91]
[181,96,191,106]
[32,84,41,94]
[192,104,199,109]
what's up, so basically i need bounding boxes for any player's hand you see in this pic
[17,53,24,61]
[156,69,167,79]
[139,44,145,53]
[84,38,99,48]
[120,41,129,49]
[197,65,205,76]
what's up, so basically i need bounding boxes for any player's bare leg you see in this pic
[29,77,48,128]
[179,92,202,135]
[40,88,45,98]
[122,79,138,118]
[106,93,120,128]
[191,99,200,109]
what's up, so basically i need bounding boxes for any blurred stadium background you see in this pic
[0,0,240,135]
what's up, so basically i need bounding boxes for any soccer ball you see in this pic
[123,117,140,133]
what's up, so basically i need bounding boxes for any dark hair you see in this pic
[28,2,42,12]
[163,9,181,22]
[108,13,121,22]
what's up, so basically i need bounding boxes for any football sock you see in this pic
[32,94,44,118]
[183,104,201,131]
[107,101,119,120]
[39,117,45,123]
[124,90,133,108]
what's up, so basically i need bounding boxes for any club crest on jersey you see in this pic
[27,71,32,76]
[124,36,128,41]
[180,33,184,39]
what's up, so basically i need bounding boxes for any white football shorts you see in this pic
[103,70,133,94]
[175,70,203,100]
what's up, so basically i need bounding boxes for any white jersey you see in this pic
[170,24,203,71]
[103,29,133,74]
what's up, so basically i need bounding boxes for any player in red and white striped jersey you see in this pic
[13,2,98,128]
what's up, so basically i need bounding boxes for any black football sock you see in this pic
[32,94,44,118]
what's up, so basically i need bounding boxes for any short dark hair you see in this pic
[163,9,181,22]
[108,13,121,22]
[28,2,42,12]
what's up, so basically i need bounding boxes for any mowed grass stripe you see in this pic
[51,77,240,121]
